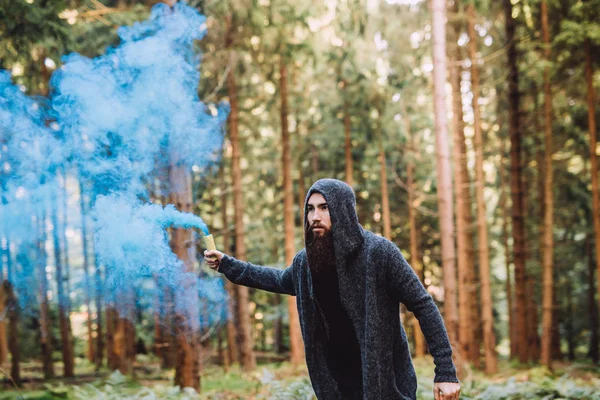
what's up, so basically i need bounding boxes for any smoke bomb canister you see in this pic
[204,234,216,251]
[204,234,217,260]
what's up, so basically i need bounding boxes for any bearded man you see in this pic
[204,179,460,400]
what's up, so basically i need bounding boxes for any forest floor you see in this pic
[1,356,600,399]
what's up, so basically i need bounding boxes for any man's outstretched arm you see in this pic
[383,242,461,400]
[204,250,295,296]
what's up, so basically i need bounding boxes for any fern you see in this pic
[258,376,315,400]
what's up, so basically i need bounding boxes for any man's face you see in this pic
[307,193,332,237]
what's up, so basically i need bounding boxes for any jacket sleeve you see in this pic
[384,242,459,383]
[217,254,296,296]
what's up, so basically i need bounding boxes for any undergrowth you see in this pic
[1,358,600,399]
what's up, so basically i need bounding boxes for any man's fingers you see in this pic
[434,388,440,400]
[203,254,220,270]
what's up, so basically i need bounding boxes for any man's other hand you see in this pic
[203,250,224,270]
[434,382,460,400]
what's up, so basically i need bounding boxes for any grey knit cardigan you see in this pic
[217,179,458,400]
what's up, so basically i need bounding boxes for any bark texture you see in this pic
[379,135,391,241]
[504,0,528,363]
[227,16,255,370]
[585,39,600,333]
[169,163,201,390]
[3,282,20,386]
[540,0,555,368]
[280,58,304,365]
[220,164,239,367]
[448,3,477,363]
[467,3,497,373]
[432,0,458,343]
[403,101,426,358]
[51,195,75,377]
[79,182,95,363]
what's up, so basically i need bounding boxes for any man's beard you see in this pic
[306,225,336,274]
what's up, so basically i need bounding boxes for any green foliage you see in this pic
[4,363,600,400]
[257,368,315,400]
[200,366,261,394]
[68,371,195,399]
[67,3,150,58]
[0,0,70,59]
[464,376,600,400]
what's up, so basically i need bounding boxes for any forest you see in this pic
[1,0,600,399]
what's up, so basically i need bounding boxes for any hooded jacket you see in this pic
[217,179,458,400]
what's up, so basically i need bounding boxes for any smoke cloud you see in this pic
[0,2,228,331]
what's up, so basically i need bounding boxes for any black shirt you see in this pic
[312,264,363,399]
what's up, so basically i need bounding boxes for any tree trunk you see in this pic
[467,3,497,373]
[540,0,555,368]
[95,240,104,369]
[587,234,599,363]
[0,279,6,368]
[227,18,255,371]
[114,300,135,375]
[79,182,95,363]
[157,173,178,370]
[406,148,426,357]
[37,213,55,377]
[311,143,319,179]
[169,163,201,391]
[298,161,307,214]
[153,277,162,356]
[280,58,304,365]
[273,293,284,354]
[220,164,239,367]
[166,299,177,369]
[217,328,226,369]
[585,39,600,327]
[2,282,20,386]
[4,240,12,286]
[551,277,562,360]
[521,146,539,363]
[60,173,73,317]
[158,287,177,369]
[533,83,548,361]
[402,99,426,357]
[106,307,117,370]
[0,241,5,366]
[0,280,6,367]
[379,133,392,241]
[151,181,166,365]
[566,278,575,361]
[499,141,517,359]
[526,274,540,361]
[432,0,458,343]
[51,194,75,377]
[344,94,354,187]
[448,4,475,364]
[504,0,528,364]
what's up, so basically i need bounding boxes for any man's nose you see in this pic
[313,211,322,221]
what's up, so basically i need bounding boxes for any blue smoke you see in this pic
[0,71,67,311]
[0,2,228,332]
[52,2,227,196]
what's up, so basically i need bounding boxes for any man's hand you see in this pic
[203,250,224,270]
[434,382,460,400]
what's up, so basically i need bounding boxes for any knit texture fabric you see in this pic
[218,178,458,400]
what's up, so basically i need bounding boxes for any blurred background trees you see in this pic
[1,0,600,396]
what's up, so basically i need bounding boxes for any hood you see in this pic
[304,178,364,262]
